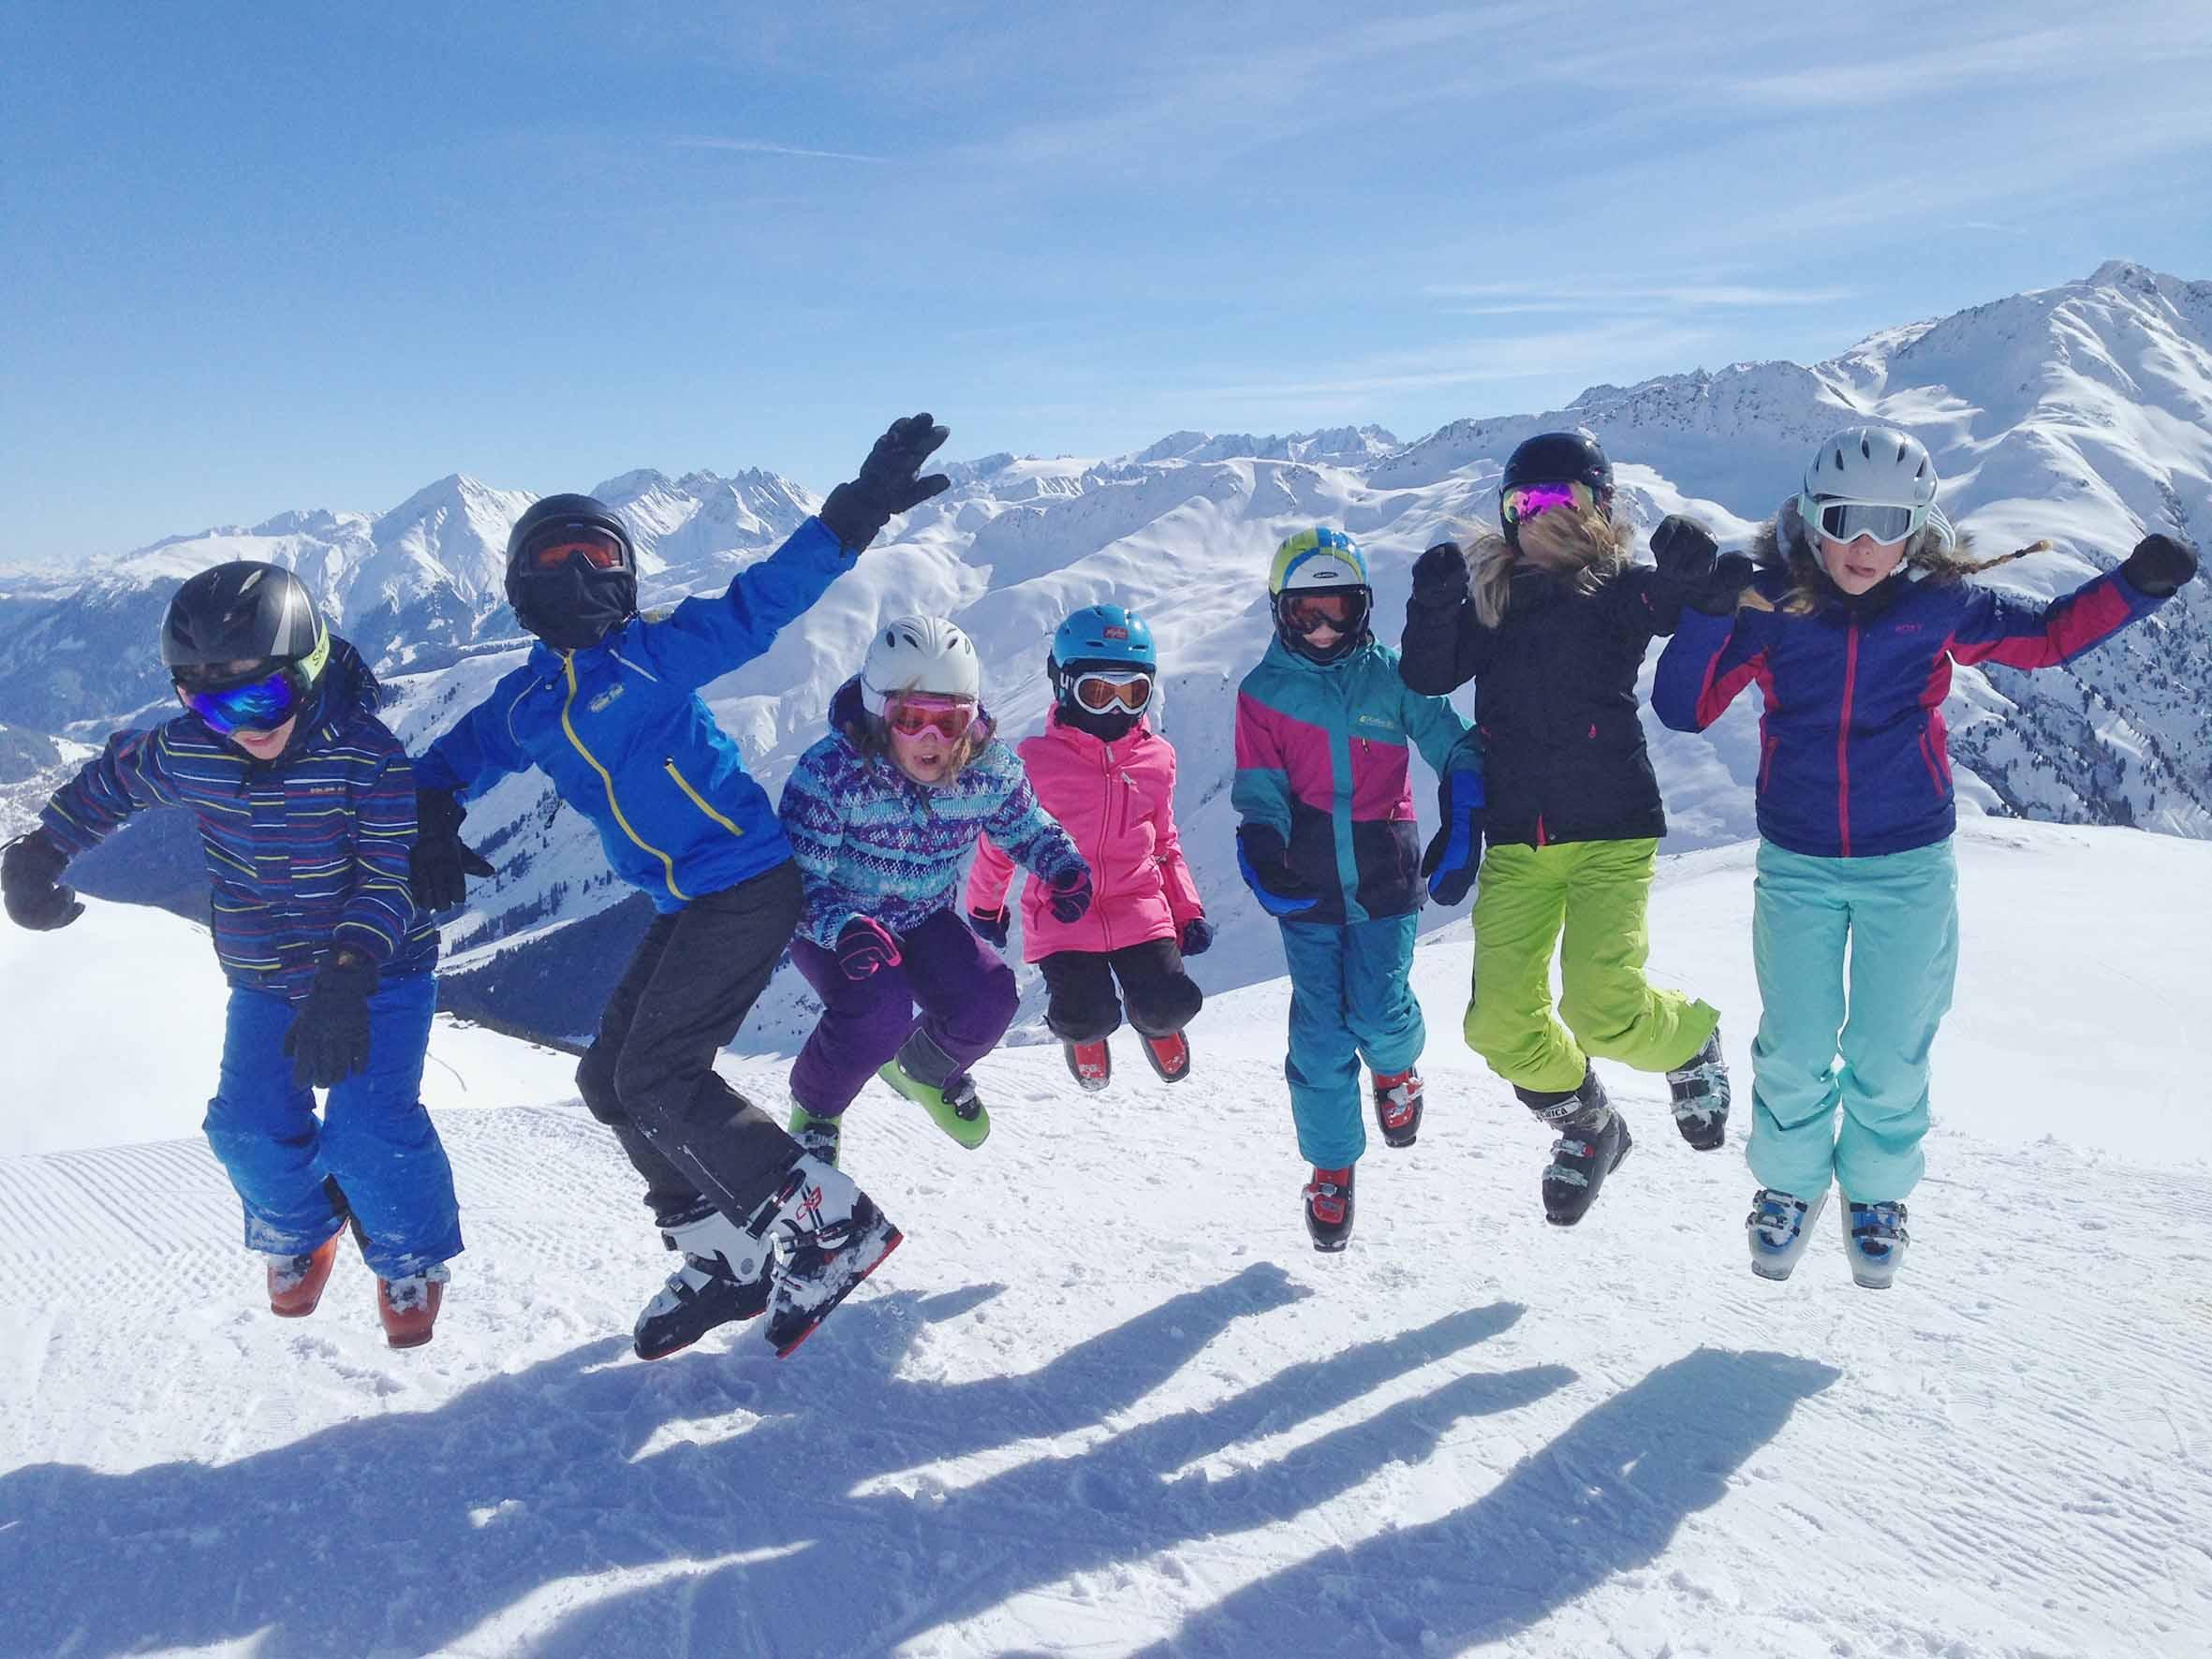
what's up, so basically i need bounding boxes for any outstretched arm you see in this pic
[1947,540,2190,669]
[39,724,187,855]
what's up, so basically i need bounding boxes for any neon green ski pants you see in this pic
[1464,838,1719,1094]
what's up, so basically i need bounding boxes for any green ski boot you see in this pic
[875,1059,992,1149]
[788,1104,844,1168]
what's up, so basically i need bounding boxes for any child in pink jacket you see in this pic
[966,606,1210,1090]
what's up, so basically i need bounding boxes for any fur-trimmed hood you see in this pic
[1751,495,1978,617]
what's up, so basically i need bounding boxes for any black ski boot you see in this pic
[633,1207,774,1360]
[1666,1027,1731,1151]
[1303,1165,1355,1252]
[1518,1067,1631,1226]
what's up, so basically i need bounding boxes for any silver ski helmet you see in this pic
[861,614,981,716]
[1798,425,1939,546]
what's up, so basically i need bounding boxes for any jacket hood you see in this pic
[262,635,381,765]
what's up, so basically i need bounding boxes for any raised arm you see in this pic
[1397,541,1494,696]
[1947,536,2192,669]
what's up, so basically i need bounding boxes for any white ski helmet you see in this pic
[1798,424,1942,547]
[860,614,981,715]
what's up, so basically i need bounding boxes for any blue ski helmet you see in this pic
[1051,604,1156,675]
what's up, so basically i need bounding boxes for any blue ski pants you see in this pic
[1279,912,1424,1169]
[201,973,464,1278]
[1748,838,1958,1205]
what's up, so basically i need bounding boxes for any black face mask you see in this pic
[507,561,638,652]
[1060,700,1139,742]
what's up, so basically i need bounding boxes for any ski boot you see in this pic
[1371,1067,1423,1149]
[877,1058,992,1149]
[1141,1031,1191,1084]
[1519,1067,1631,1227]
[267,1232,342,1317]
[788,1103,844,1168]
[1303,1166,1355,1253]
[376,1264,450,1349]
[760,1153,904,1357]
[1065,1039,1112,1092]
[1844,1199,1910,1290]
[1747,1187,1827,1282]
[634,1205,774,1360]
[1666,1027,1731,1151]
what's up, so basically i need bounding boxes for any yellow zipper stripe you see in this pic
[561,657,688,902]
[664,760,745,838]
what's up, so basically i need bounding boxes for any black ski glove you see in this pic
[283,951,378,1090]
[818,413,953,552]
[409,787,495,912]
[2,829,83,932]
[1687,551,1758,616]
[1409,541,1471,609]
[2120,533,2199,597]
[1650,515,1718,586]
[967,905,1010,948]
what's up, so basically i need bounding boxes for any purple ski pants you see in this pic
[789,907,1018,1117]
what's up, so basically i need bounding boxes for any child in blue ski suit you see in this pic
[1652,424,2197,1287]
[778,615,1090,1156]
[0,562,459,1347]
[408,415,946,1362]
[1232,528,1484,1252]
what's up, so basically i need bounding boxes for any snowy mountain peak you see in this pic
[1128,425,1401,466]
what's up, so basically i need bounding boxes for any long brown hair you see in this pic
[1467,501,1635,627]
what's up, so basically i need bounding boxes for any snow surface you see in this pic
[3,819,2208,1656]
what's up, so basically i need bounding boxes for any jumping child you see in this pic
[1233,528,1484,1251]
[2,563,460,1346]
[779,615,1091,1158]
[966,604,1210,1091]
[1652,423,2196,1286]
[1399,431,1729,1227]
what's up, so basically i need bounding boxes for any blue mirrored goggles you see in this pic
[176,668,302,735]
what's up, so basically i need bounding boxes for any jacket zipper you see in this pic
[1836,621,1860,858]
[560,656,688,901]
[665,759,745,837]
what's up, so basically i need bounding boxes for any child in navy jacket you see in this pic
[1652,425,2195,1287]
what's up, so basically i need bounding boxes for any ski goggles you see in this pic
[175,665,302,736]
[521,524,628,571]
[1500,478,1599,528]
[885,693,979,740]
[1805,496,1926,546]
[1069,669,1154,713]
[1276,590,1369,636]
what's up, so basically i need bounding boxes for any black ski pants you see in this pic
[1037,938,1202,1044]
[575,859,805,1232]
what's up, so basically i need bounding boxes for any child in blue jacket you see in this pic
[408,415,945,1360]
[1,562,459,1348]
[1652,425,2196,1287]
[1233,529,1484,1252]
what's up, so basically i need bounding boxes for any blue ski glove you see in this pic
[1236,826,1319,918]
[1046,864,1094,924]
[835,916,902,979]
[967,905,1010,948]
[1178,916,1214,957]
[1421,769,1485,906]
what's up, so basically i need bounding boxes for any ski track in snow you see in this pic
[5,829,2212,1656]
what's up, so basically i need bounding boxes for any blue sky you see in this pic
[6,0,2211,561]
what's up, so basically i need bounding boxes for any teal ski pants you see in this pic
[1749,838,1958,1205]
[1279,912,1424,1169]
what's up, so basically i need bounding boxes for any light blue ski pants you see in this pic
[1279,912,1424,1169]
[1748,839,1958,1205]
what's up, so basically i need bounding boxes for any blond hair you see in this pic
[1467,502,1635,627]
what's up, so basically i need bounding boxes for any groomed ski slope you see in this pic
[1,819,2208,1658]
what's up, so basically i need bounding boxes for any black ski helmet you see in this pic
[160,561,330,690]
[504,493,639,651]
[1501,431,1614,501]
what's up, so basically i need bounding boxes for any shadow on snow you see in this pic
[0,1260,1831,1656]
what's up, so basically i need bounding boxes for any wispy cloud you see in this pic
[1424,283,1854,309]
[667,137,889,164]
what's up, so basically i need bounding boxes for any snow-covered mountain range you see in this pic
[2,260,2205,1042]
